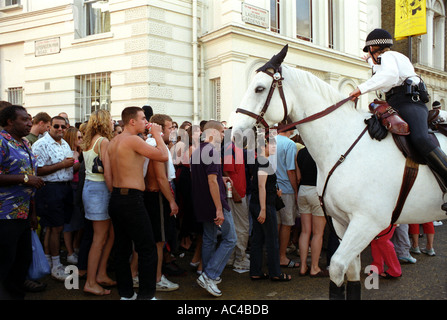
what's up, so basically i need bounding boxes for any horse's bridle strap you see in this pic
[277,96,356,133]
[236,68,288,127]
[235,108,269,128]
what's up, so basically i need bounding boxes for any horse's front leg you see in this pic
[346,255,361,300]
[329,215,386,299]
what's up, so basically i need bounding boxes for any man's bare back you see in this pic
[105,110,168,191]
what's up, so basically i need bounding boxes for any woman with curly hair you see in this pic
[81,110,115,295]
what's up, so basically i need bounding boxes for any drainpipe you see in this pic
[192,0,199,124]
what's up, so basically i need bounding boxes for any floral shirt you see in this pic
[0,130,37,219]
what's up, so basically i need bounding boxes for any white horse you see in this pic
[231,46,446,299]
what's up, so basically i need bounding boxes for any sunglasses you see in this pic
[53,124,67,130]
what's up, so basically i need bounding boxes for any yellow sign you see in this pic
[395,0,427,40]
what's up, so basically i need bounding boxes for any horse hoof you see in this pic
[329,281,345,300]
[346,281,361,300]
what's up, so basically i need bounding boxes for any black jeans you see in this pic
[387,93,437,156]
[0,219,32,300]
[108,188,157,299]
[249,202,281,278]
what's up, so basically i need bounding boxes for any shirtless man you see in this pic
[105,106,168,300]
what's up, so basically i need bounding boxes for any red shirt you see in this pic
[223,143,246,199]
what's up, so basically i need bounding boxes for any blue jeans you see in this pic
[249,202,281,278]
[201,209,237,280]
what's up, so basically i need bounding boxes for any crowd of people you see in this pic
[0,99,442,300]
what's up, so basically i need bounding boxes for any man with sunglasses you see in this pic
[32,116,75,281]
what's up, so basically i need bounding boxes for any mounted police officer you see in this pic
[350,28,447,212]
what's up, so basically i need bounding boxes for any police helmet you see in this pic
[363,28,393,52]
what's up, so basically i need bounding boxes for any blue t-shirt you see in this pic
[190,142,230,223]
[0,130,37,219]
[270,134,297,194]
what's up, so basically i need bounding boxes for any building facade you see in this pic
[0,0,445,125]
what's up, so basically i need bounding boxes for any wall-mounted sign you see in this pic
[35,37,61,57]
[242,3,269,29]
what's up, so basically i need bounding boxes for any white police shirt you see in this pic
[32,132,73,182]
[358,51,419,94]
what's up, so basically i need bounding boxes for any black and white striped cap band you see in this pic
[365,38,393,47]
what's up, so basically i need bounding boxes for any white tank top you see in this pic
[83,137,105,182]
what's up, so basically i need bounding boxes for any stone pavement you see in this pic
[25,219,447,301]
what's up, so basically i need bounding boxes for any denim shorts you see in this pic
[82,180,111,221]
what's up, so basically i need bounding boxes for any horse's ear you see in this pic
[257,44,289,73]
[275,44,288,66]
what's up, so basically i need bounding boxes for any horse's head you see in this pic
[231,45,292,132]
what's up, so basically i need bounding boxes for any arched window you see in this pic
[419,0,445,70]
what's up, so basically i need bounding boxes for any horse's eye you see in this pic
[255,86,265,93]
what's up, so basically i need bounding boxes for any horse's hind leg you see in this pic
[329,215,385,299]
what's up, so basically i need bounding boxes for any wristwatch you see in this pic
[23,174,29,184]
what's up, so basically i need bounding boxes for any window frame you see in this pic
[270,0,281,34]
[76,72,111,122]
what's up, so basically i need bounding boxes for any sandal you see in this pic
[271,273,292,281]
[280,259,299,268]
[299,265,310,276]
[310,269,330,278]
[23,279,47,293]
[250,273,269,281]
[379,272,401,279]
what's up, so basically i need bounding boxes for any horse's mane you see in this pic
[285,65,346,105]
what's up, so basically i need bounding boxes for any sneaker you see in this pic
[120,292,137,300]
[421,248,436,256]
[233,259,250,270]
[156,275,179,292]
[433,221,443,226]
[51,265,69,281]
[398,255,417,264]
[410,246,421,254]
[67,253,78,265]
[196,273,222,297]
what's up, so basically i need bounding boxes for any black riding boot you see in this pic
[425,147,447,211]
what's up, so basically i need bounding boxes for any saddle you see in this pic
[367,100,446,226]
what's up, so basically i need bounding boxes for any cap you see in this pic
[432,101,441,109]
[363,28,393,52]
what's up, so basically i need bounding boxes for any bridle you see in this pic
[235,67,288,129]
[235,67,355,132]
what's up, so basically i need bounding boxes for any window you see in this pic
[85,0,110,36]
[419,0,445,69]
[211,78,221,121]
[296,0,312,41]
[0,0,20,9]
[328,0,334,49]
[74,0,110,39]
[6,0,19,5]
[7,87,23,105]
[270,0,280,33]
[76,72,111,122]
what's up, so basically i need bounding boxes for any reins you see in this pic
[318,126,369,241]
[276,96,355,133]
